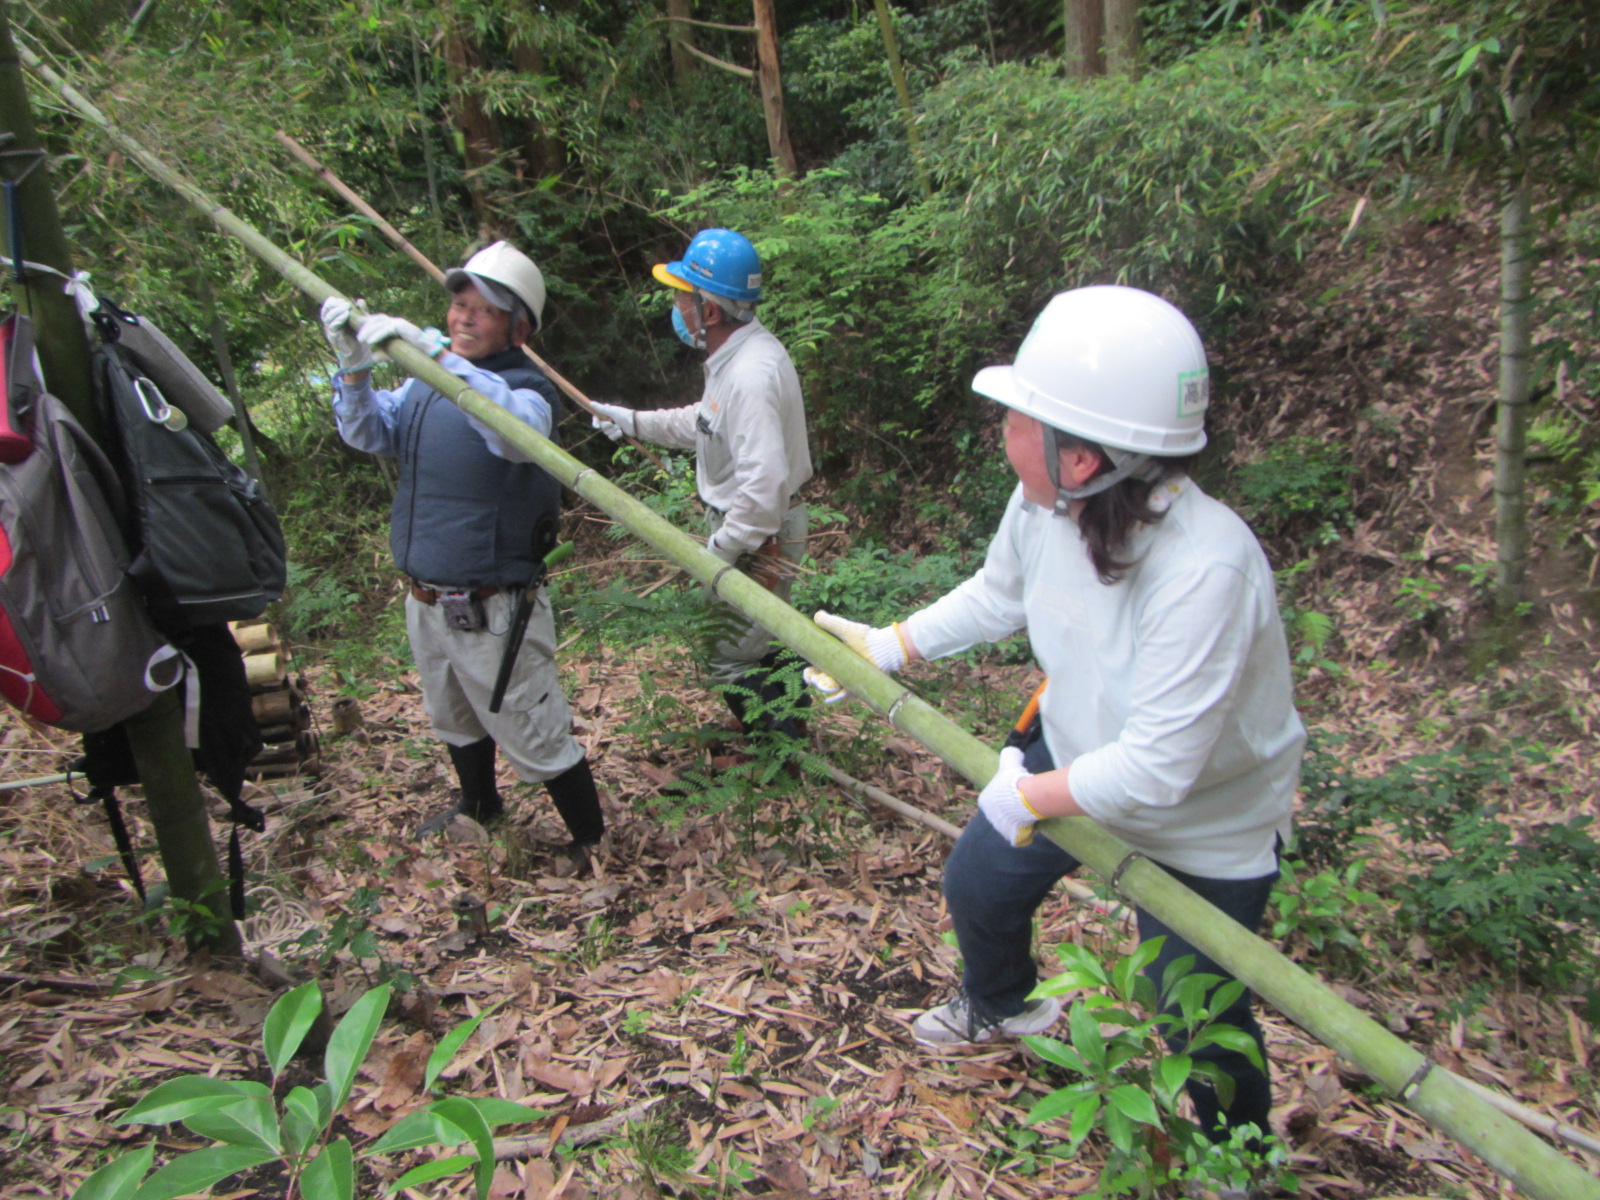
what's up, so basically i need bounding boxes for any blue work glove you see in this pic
[978,746,1042,848]
[357,313,449,359]
[320,296,375,374]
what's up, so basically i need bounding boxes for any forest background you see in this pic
[3,0,1600,1197]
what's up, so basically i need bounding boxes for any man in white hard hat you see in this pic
[320,242,604,864]
[810,287,1304,1144]
[589,229,814,744]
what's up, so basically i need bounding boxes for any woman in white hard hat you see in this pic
[319,243,605,866]
[810,286,1305,1142]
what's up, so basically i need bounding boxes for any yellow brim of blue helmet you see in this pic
[652,262,692,291]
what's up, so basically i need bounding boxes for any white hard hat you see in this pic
[444,241,547,333]
[973,286,1209,456]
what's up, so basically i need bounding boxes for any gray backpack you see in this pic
[0,317,181,732]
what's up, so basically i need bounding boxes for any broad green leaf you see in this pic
[366,1109,471,1155]
[1188,1025,1264,1068]
[1067,1094,1101,1152]
[1156,1054,1192,1103]
[282,1087,326,1158]
[384,1154,478,1194]
[424,1001,502,1093]
[300,1138,354,1200]
[264,982,322,1076]
[1206,980,1247,1018]
[325,984,391,1114]
[181,1096,282,1153]
[1107,1083,1162,1126]
[69,1143,154,1200]
[430,1097,496,1200]
[130,1146,278,1200]
[1025,1081,1094,1126]
[119,1077,270,1125]
[1102,1102,1135,1155]
[465,1096,549,1128]
[1068,1003,1106,1072]
[1019,1034,1087,1074]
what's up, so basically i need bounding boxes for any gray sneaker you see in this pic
[911,991,1062,1048]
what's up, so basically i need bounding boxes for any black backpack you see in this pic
[92,311,286,633]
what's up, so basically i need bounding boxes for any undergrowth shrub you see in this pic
[1233,437,1354,548]
[1293,737,1599,988]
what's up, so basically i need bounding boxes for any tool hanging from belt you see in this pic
[489,540,574,713]
[1007,679,1048,751]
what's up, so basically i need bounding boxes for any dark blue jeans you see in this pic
[942,738,1278,1139]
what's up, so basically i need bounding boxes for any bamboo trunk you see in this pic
[871,0,933,199]
[30,50,1599,1200]
[1495,94,1533,614]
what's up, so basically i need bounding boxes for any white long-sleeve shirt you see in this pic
[332,351,554,461]
[904,477,1304,878]
[633,319,812,557]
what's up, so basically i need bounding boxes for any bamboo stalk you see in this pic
[271,130,670,473]
[28,50,1600,1200]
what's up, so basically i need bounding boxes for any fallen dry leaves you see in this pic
[3,200,1600,1199]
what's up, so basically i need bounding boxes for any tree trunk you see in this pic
[1103,0,1139,76]
[1064,0,1104,79]
[0,9,239,955]
[871,0,933,198]
[750,0,797,178]
[412,38,444,236]
[667,0,698,83]
[441,12,501,237]
[1495,93,1534,615]
[509,3,562,183]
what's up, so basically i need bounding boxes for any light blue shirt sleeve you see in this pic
[331,352,554,463]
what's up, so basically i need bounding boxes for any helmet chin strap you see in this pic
[1042,425,1161,516]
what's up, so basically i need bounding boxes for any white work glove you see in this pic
[356,313,449,359]
[978,746,1041,848]
[804,610,910,704]
[706,535,741,565]
[588,401,637,441]
[320,296,375,374]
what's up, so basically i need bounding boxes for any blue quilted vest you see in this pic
[389,348,562,587]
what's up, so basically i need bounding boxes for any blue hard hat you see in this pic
[653,228,763,303]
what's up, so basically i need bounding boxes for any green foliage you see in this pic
[793,544,972,628]
[1021,940,1296,1199]
[1295,737,1600,987]
[74,982,548,1200]
[1234,437,1354,547]
[284,886,418,992]
[1269,858,1384,963]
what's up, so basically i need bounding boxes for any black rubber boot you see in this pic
[754,649,811,741]
[544,756,605,848]
[418,736,504,837]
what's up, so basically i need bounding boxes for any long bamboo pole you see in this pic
[25,49,1600,1200]
[271,129,670,474]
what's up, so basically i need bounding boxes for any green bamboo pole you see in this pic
[24,47,1600,1200]
[1,16,239,955]
[870,0,934,199]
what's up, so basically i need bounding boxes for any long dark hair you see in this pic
[1059,434,1196,584]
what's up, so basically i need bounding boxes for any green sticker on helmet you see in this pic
[1177,369,1209,417]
